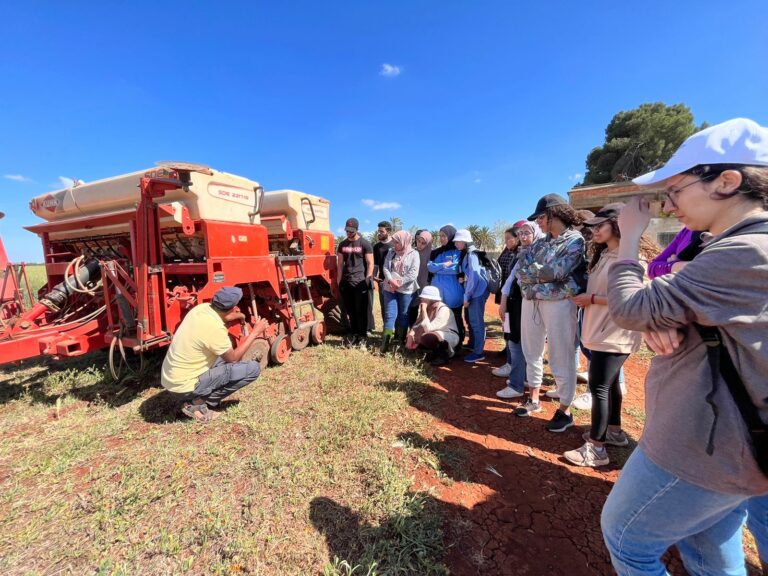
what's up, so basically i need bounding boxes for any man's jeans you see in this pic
[602,447,749,576]
[192,357,261,408]
[465,290,489,355]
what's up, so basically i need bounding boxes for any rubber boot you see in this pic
[380,329,394,353]
[394,327,407,344]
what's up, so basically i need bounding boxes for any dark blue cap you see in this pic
[211,286,243,311]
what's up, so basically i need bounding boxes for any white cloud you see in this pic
[364,219,371,224]
[336,227,346,235]
[379,63,402,78]
[568,173,583,182]
[50,176,75,189]
[3,174,32,182]
[474,178,482,184]
[361,198,402,211]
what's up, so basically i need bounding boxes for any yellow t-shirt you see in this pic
[160,303,233,393]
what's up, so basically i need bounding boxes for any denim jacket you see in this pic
[515,228,585,300]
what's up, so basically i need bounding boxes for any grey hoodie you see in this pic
[608,214,768,495]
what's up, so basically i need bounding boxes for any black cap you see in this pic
[345,217,359,232]
[528,194,569,221]
[211,286,243,311]
[584,203,625,226]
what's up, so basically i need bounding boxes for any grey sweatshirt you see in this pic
[608,214,768,495]
[383,250,420,294]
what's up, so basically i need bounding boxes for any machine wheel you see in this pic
[269,335,292,365]
[243,338,270,372]
[321,299,349,335]
[310,322,326,345]
[290,327,310,351]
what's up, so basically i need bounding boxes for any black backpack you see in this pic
[695,221,768,476]
[473,250,503,294]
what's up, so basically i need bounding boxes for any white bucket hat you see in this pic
[419,286,442,301]
[633,118,768,185]
[453,229,473,243]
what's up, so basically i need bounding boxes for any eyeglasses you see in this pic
[518,231,533,237]
[665,177,702,209]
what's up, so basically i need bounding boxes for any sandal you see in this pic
[181,402,218,423]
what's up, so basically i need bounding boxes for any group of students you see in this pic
[337,117,768,575]
[335,219,493,365]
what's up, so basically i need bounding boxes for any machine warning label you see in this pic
[213,272,225,283]
[208,184,256,208]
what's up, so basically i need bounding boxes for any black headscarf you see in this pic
[430,225,457,259]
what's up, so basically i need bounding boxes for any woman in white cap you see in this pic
[453,228,490,363]
[600,118,768,574]
[405,285,460,366]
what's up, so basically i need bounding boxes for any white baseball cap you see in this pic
[419,286,442,301]
[633,118,768,185]
[453,229,473,243]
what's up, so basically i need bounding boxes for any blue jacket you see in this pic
[427,248,464,308]
[461,247,489,302]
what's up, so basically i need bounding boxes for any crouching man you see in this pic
[405,285,460,366]
[161,286,268,423]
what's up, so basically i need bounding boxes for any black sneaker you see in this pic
[546,409,574,433]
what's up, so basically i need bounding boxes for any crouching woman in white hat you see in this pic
[601,118,768,575]
[405,285,460,366]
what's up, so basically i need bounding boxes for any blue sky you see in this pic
[2,1,767,261]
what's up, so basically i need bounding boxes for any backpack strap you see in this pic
[695,324,768,471]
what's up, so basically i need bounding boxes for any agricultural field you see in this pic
[0,338,448,575]
[0,294,763,575]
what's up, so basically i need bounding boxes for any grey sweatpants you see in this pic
[521,298,578,406]
[192,357,261,408]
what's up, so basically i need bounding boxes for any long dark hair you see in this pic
[589,219,660,271]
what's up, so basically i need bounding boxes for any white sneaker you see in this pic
[496,386,524,399]
[545,388,560,399]
[564,442,609,467]
[577,371,589,383]
[572,392,593,410]
[492,363,511,378]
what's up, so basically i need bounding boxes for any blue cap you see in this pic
[211,286,243,311]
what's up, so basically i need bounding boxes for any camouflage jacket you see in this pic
[515,228,585,300]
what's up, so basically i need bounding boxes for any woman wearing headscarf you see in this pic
[496,220,543,397]
[428,225,466,348]
[381,230,420,352]
[407,230,434,326]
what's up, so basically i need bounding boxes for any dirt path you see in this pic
[404,302,712,575]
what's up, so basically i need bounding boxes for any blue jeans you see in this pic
[191,357,261,408]
[382,290,414,331]
[602,447,749,576]
[747,496,768,565]
[506,340,526,392]
[465,290,489,355]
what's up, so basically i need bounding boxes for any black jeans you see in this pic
[588,350,629,442]
[451,306,466,347]
[340,280,371,338]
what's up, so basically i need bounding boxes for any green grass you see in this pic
[0,338,448,575]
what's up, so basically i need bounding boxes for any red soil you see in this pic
[406,301,699,575]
